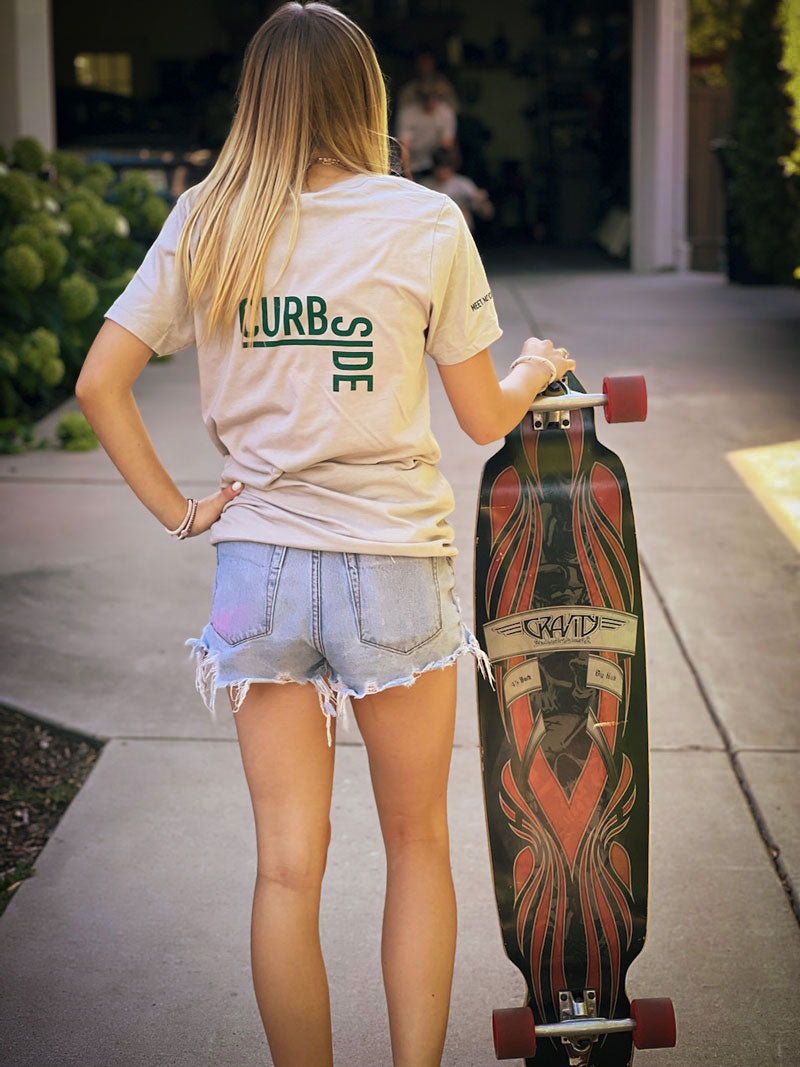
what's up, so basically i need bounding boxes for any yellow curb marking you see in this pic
[727,440,800,553]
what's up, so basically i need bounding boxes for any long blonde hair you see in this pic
[176,1,391,346]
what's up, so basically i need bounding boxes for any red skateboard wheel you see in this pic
[631,997,677,1049]
[492,1006,537,1059]
[602,375,648,423]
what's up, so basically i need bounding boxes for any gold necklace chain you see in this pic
[314,156,343,166]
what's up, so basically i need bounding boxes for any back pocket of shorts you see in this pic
[210,542,285,645]
[347,554,443,654]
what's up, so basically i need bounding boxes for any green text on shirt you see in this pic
[239,296,374,393]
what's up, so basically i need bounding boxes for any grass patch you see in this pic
[0,704,105,917]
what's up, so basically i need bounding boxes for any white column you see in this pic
[631,0,690,272]
[0,0,56,152]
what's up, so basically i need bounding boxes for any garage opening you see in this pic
[54,0,632,264]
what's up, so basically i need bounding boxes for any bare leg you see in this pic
[231,681,336,1067]
[352,663,458,1067]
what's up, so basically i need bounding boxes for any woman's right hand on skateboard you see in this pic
[518,337,576,381]
[436,338,577,445]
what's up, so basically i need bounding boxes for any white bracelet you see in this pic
[165,498,192,535]
[178,498,198,539]
[509,354,558,384]
[165,497,197,539]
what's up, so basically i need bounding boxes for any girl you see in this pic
[75,3,575,1065]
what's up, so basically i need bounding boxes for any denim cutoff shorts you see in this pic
[184,542,494,745]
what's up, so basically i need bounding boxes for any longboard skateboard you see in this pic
[474,373,676,1065]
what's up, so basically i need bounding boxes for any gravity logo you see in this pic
[483,606,638,662]
[239,295,374,393]
[523,613,605,641]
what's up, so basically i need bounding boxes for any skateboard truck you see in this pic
[526,989,627,1065]
[529,375,648,429]
[492,994,677,1060]
[529,380,580,430]
[557,990,600,1066]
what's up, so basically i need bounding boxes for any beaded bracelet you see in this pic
[165,497,198,540]
[509,353,558,384]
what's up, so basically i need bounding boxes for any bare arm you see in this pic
[437,339,575,445]
[472,188,495,220]
[75,319,242,533]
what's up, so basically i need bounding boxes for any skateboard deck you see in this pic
[474,373,655,1065]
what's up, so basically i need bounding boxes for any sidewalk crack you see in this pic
[641,554,800,928]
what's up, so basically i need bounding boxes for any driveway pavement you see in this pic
[1,256,798,1065]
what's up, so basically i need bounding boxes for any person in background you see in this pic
[397,45,459,113]
[421,146,495,231]
[396,87,457,181]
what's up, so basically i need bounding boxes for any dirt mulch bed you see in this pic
[0,704,105,917]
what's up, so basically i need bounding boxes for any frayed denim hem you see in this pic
[451,588,496,692]
[184,637,349,747]
[322,618,496,730]
[184,615,495,750]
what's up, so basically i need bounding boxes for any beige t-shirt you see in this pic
[104,172,503,557]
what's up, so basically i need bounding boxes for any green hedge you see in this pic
[0,136,172,453]
[778,0,800,189]
[725,0,800,284]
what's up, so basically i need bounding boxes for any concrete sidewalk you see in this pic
[1,261,798,1065]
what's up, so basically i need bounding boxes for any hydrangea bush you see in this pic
[0,136,172,453]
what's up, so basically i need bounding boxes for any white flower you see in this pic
[113,214,130,237]
[44,195,60,215]
[54,218,72,236]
